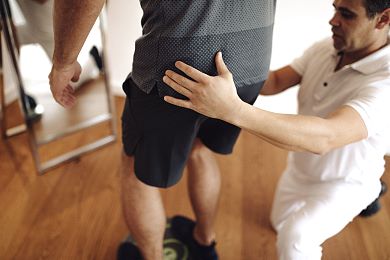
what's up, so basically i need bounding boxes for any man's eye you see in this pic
[340,11,354,19]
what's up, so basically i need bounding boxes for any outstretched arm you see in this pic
[49,0,105,108]
[261,66,302,95]
[163,52,368,154]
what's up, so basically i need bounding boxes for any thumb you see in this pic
[71,74,80,83]
[215,51,230,75]
[71,63,82,82]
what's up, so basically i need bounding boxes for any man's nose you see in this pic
[329,13,340,27]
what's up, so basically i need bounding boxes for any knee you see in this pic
[188,139,210,163]
[277,222,301,250]
[276,220,320,259]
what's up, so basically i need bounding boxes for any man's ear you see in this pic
[376,8,390,29]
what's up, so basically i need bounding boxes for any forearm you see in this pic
[227,102,335,154]
[260,66,302,95]
[260,71,277,95]
[52,0,105,68]
[162,53,367,153]
[31,0,49,4]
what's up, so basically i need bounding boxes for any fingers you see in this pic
[54,85,76,108]
[163,75,192,98]
[163,95,192,110]
[174,61,209,83]
[165,70,197,91]
[60,95,76,109]
[215,52,230,75]
[49,62,81,108]
[172,53,231,82]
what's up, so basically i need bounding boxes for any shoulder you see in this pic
[305,38,334,56]
[291,37,334,74]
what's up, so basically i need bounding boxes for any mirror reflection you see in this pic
[1,0,116,173]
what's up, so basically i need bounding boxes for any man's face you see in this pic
[329,0,378,53]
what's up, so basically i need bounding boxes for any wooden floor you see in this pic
[1,96,390,260]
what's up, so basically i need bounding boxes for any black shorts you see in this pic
[121,77,263,188]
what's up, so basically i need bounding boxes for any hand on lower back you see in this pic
[163,52,242,120]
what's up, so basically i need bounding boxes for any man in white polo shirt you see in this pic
[162,0,390,258]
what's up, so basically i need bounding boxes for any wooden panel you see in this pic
[1,96,389,259]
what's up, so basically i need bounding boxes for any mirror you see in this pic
[0,0,116,173]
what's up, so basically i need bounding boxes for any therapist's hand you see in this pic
[163,52,243,120]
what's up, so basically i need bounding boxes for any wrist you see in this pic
[222,99,245,125]
[52,51,78,71]
[52,59,77,72]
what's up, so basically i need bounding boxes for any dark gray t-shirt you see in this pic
[130,0,276,97]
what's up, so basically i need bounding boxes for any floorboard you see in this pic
[1,96,389,260]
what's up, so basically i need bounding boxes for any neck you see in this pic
[336,36,389,71]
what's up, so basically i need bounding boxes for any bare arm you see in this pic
[49,0,105,108]
[260,66,302,95]
[163,52,368,154]
[231,103,367,154]
[31,0,49,4]
[52,0,105,68]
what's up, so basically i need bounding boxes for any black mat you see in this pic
[118,218,192,260]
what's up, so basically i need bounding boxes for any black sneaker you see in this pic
[117,237,143,260]
[170,215,218,260]
[359,198,381,217]
[359,181,387,217]
[89,46,103,71]
[25,94,43,122]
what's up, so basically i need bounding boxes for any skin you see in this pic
[31,0,49,4]
[48,0,105,108]
[330,0,390,68]
[49,1,221,259]
[47,0,389,258]
[163,0,390,155]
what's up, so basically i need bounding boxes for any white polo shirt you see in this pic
[285,38,390,183]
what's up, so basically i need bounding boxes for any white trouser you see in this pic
[16,0,54,58]
[270,171,381,260]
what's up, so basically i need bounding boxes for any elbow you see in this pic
[306,147,327,156]
[312,146,331,155]
[306,137,333,155]
[309,127,341,155]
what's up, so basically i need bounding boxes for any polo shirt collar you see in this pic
[351,42,390,74]
[330,38,390,75]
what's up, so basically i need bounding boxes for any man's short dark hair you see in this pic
[363,0,390,19]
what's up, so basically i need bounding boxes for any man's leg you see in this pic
[121,152,166,260]
[271,174,381,260]
[187,139,221,245]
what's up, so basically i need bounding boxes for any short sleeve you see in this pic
[291,39,331,76]
[346,80,390,138]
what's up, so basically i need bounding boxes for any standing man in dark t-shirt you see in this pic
[49,1,276,259]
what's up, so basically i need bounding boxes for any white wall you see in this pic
[5,0,334,105]
[255,0,333,113]
[106,0,142,95]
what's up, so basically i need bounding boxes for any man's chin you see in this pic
[332,35,344,51]
[332,41,344,52]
